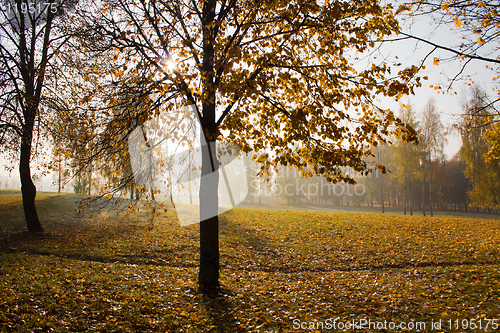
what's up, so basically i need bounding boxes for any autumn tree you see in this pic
[419,98,445,216]
[459,86,500,210]
[71,0,422,289]
[42,9,148,202]
[0,0,80,232]
[393,104,420,215]
[360,141,393,212]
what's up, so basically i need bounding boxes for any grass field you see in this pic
[1,191,500,332]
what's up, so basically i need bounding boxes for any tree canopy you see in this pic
[68,0,422,182]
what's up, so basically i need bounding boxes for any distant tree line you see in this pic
[244,86,499,214]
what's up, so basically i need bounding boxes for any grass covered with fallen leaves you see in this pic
[1,191,500,332]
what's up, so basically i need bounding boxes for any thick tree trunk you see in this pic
[198,0,222,289]
[199,0,218,289]
[20,111,43,233]
[199,138,219,288]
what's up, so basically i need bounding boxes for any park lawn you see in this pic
[1,191,500,332]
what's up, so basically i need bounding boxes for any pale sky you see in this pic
[385,10,498,160]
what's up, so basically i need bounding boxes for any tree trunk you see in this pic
[88,163,93,196]
[259,177,262,205]
[199,0,219,289]
[378,169,384,213]
[409,177,412,215]
[403,174,406,215]
[422,169,425,216]
[20,110,43,233]
[199,139,219,288]
[58,159,61,193]
[429,163,433,217]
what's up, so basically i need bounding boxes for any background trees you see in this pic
[459,87,500,210]
[420,98,445,216]
[398,0,500,212]
[403,0,500,164]
[394,104,420,215]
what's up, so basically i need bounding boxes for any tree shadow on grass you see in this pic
[219,214,271,251]
[11,249,196,268]
[198,286,245,333]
